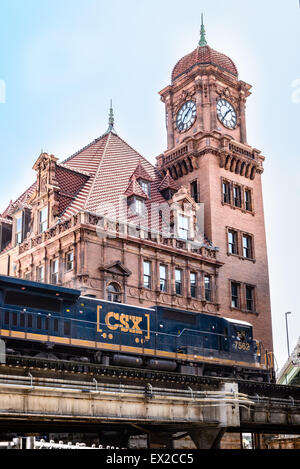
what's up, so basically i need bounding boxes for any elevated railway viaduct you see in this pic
[0,358,299,449]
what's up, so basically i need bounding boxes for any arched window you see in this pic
[107,283,122,303]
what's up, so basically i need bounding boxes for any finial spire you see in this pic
[105,99,117,135]
[109,99,114,128]
[199,13,207,47]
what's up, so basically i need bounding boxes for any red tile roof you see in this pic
[158,170,180,192]
[0,182,37,219]
[60,131,167,218]
[1,129,215,250]
[172,45,238,82]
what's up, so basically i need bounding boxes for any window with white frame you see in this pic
[39,207,48,233]
[160,265,167,292]
[15,215,22,245]
[135,198,145,216]
[175,269,183,295]
[143,261,151,289]
[190,272,197,298]
[36,265,45,283]
[139,180,151,197]
[51,259,59,285]
[178,214,189,240]
[66,251,74,272]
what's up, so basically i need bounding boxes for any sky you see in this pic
[0,0,299,372]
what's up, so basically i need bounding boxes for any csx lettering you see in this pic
[105,312,143,334]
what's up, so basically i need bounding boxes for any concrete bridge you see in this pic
[0,373,299,449]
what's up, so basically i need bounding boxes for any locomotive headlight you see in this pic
[160,324,164,329]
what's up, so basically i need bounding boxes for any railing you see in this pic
[0,373,254,407]
[18,211,218,261]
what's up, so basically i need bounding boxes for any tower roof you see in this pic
[172,18,238,82]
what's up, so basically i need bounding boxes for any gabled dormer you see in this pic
[124,174,149,217]
[131,160,153,198]
[158,169,179,201]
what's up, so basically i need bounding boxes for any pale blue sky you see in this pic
[0,0,299,371]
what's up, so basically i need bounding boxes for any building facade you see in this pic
[0,23,273,355]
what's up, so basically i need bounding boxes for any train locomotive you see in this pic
[0,275,274,382]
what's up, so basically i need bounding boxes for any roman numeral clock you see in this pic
[175,98,237,135]
[176,101,197,133]
[216,99,237,129]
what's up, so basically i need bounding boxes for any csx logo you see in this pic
[105,311,143,335]
[97,306,150,340]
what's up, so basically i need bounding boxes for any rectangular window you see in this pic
[228,230,238,255]
[24,272,31,281]
[231,282,240,309]
[178,215,189,240]
[233,186,242,208]
[205,276,212,302]
[223,181,231,204]
[135,198,145,216]
[51,259,59,285]
[190,272,197,298]
[246,285,255,312]
[143,261,151,289]
[175,269,183,295]
[37,266,45,283]
[243,235,252,259]
[139,180,151,197]
[15,215,23,245]
[66,251,74,272]
[39,207,48,234]
[160,265,167,292]
[191,181,199,203]
[244,190,252,211]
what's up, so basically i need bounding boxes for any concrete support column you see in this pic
[189,428,226,449]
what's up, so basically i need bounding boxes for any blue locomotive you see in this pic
[0,275,274,382]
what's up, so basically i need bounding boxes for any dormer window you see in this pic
[139,179,151,197]
[39,207,48,233]
[130,197,145,216]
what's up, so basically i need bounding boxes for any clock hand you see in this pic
[222,109,232,121]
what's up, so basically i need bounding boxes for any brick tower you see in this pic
[157,18,273,354]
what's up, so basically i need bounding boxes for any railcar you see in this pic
[0,275,274,382]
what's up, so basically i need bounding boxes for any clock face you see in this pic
[216,99,237,129]
[176,101,197,132]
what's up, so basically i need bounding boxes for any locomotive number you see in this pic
[233,341,250,352]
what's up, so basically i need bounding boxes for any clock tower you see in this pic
[157,18,274,357]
